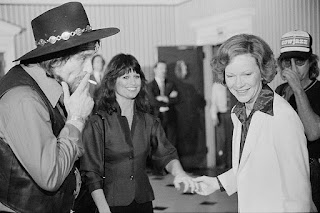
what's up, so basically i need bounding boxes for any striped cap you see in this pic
[279,30,312,60]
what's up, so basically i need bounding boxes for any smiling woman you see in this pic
[77,53,197,213]
[193,33,315,213]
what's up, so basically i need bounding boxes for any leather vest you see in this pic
[0,65,76,213]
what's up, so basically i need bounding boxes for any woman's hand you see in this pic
[192,176,219,196]
[173,172,199,193]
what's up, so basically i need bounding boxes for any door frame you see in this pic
[0,20,23,74]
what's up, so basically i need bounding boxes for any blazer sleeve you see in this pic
[218,169,237,196]
[273,108,312,212]
[79,115,105,193]
[150,118,179,170]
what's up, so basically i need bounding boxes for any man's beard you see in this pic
[54,75,84,94]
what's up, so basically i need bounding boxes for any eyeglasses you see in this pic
[281,58,308,68]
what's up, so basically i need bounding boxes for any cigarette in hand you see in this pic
[88,79,97,85]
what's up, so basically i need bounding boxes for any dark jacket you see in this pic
[146,79,179,121]
[0,65,76,213]
[80,103,178,206]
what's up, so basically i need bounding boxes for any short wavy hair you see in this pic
[211,34,277,85]
[95,53,150,114]
[277,53,319,80]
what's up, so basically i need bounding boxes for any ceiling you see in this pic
[0,0,190,6]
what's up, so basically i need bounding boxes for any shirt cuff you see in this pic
[66,119,85,132]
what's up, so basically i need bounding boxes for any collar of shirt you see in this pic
[111,101,139,115]
[21,64,62,107]
[232,84,274,123]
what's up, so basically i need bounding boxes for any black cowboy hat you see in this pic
[14,1,119,62]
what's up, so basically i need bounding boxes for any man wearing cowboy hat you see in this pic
[0,2,119,213]
[276,30,320,211]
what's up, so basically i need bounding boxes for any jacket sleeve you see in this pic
[146,83,167,108]
[273,108,312,212]
[167,83,179,106]
[79,115,105,194]
[218,169,237,196]
[150,118,179,170]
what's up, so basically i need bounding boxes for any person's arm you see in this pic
[149,118,197,192]
[165,159,197,193]
[80,115,107,212]
[293,88,320,141]
[91,189,111,213]
[167,83,179,105]
[193,169,236,196]
[0,87,83,191]
[146,83,167,108]
[282,60,320,141]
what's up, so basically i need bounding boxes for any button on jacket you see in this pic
[80,103,178,206]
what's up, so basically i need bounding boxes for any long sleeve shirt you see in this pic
[0,65,83,211]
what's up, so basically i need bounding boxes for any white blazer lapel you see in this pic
[238,112,265,172]
[231,113,241,173]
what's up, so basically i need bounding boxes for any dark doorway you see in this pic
[158,46,207,170]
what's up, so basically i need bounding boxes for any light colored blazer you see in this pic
[218,93,315,212]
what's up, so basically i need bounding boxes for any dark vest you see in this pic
[0,65,76,213]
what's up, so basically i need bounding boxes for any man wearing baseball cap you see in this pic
[276,30,320,211]
[0,2,119,212]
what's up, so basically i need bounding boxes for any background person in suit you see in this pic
[89,54,106,101]
[173,60,206,169]
[193,34,315,212]
[147,61,179,147]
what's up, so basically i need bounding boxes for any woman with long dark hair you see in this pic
[79,53,197,213]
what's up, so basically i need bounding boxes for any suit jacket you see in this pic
[218,93,314,212]
[146,79,179,123]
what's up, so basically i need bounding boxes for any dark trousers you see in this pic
[110,200,153,213]
[310,158,320,212]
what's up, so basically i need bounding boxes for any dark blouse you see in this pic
[79,102,178,206]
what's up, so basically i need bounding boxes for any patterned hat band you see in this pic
[36,25,92,47]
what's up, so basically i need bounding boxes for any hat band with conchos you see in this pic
[15,2,119,62]
[36,25,92,47]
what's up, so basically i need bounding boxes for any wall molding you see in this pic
[190,8,256,45]
[0,0,191,6]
